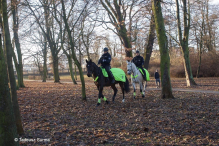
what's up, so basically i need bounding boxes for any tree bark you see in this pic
[176,0,196,86]
[0,33,19,146]
[42,33,47,82]
[67,56,77,84]
[1,0,24,134]
[12,40,20,89]
[152,0,174,99]
[144,13,155,70]
[52,54,60,82]
[12,0,25,88]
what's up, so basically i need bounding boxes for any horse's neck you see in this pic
[92,63,100,78]
[131,63,139,75]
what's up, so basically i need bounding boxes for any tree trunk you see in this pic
[12,0,24,87]
[152,0,174,99]
[42,33,47,82]
[74,63,77,80]
[196,46,201,78]
[61,0,86,100]
[68,55,77,84]
[0,33,19,146]
[52,55,60,82]
[175,0,196,86]
[12,47,20,89]
[181,44,196,86]
[144,13,155,70]
[2,0,24,134]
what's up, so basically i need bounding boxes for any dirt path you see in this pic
[24,79,219,94]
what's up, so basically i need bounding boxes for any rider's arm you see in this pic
[98,57,102,65]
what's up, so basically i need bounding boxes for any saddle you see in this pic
[137,67,150,81]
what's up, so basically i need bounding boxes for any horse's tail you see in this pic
[124,76,130,93]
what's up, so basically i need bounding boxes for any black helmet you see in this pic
[103,47,108,52]
[136,50,139,53]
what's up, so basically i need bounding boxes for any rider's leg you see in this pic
[105,66,115,84]
[138,66,146,80]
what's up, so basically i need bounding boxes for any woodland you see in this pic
[0,0,219,145]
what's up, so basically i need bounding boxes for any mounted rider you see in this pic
[98,47,115,84]
[132,50,146,80]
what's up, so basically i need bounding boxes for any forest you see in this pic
[0,0,219,145]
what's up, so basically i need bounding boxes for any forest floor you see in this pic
[17,77,219,145]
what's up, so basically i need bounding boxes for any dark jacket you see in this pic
[132,55,144,67]
[155,72,159,79]
[98,52,111,67]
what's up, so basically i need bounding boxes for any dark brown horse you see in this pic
[86,59,130,106]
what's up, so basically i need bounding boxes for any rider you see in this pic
[132,50,146,80]
[98,47,115,84]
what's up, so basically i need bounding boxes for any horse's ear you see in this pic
[86,59,88,63]
[90,59,92,62]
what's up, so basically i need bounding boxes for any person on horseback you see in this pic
[98,47,115,84]
[132,50,146,80]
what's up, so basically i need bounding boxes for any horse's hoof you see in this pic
[96,103,100,106]
[133,96,135,99]
[106,100,109,104]
[122,99,125,103]
[142,95,145,98]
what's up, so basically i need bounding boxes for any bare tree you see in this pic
[61,0,89,100]
[1,0,24,134]
[175,0,196,86]
[152,0,174,99]
[0,33,19,145]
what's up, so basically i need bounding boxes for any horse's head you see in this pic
[86,59,94,77]
[127,61,132,75]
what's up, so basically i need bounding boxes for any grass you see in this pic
[60,75,93,81]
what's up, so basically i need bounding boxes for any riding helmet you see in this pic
[103,47,108,52]
[136,50,139,53]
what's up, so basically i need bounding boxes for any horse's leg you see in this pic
[139,81,144,98]
[143,81,147,97]
[97,86,103,106]
[132,81,136,99]
[111,84,118,102]
[119,82,125,103]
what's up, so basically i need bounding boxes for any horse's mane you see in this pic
[91,61,102,77]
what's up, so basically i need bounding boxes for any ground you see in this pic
[17,77,219,145]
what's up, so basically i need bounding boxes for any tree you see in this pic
[143,12,156,70]
[1,0,24,134]
[61,0,88,100]
[0,33,19,146]
[100,0,135,58]
[152,0,174,99]
[12,0,25,87]
[25,0,61,82]
[175,0,196,86]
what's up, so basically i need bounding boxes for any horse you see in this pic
[86,59,130,106]
[126,61,147,98]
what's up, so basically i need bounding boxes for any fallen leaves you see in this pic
[17,80,219,145]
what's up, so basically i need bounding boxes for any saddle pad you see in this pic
[138,68,150,81]
[111,68,126,82]
[100,67,126,82]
